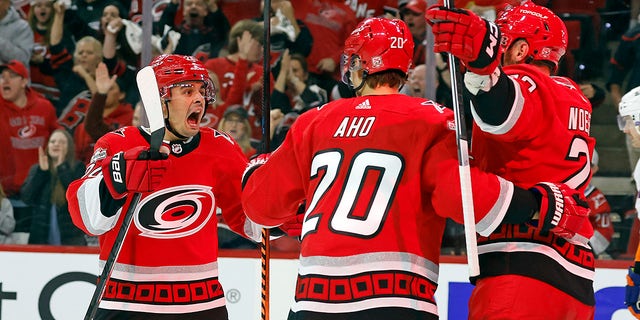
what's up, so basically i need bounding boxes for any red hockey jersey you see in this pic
[242,94,515,317]
[67,126,255,314]
[470,64,597,305]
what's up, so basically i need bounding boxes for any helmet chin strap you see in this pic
[163,100,189,141]
[350,71,368,94]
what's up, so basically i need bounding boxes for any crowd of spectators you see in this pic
[0,0,639,259]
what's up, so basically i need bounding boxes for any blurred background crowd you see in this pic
[0,0,638,259]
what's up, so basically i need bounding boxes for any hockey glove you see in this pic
[102,146,170,199]
[530,182,593,246]
[626,266,640,319]
[425,6,501,75]
[241,153,270,189]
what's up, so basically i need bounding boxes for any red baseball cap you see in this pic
[0,60,29,79]
[404,0,427,14]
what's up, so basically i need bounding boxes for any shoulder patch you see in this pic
[90,148,107,164]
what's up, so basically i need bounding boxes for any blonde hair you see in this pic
[74,36,104,61]
[217,116,253,155]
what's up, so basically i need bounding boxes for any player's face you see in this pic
[619,115,640,148]
[165,80,206,140]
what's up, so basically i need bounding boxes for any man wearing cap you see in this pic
[400,0,427,66]
[0,0,34,68]
[0,59,59,243]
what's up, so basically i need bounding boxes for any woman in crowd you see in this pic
[21,129,86,245]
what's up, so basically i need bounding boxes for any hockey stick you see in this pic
[84,66,165,319]
[260,1,272,319]
[443,0,480,277]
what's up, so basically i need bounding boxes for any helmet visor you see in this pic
[340,54,362,85]
[618,115,640,131]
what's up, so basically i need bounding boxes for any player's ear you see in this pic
[514,41,530,64]
[162,100,169,119]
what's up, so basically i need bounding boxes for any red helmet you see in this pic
[149,54,216,105]
[341,18,414,83]
[496,1,567,71]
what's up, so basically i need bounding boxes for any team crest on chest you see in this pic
[134,185,216,239]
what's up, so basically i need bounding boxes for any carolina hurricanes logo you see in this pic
[18,124,37,138]
[134,185,216,239]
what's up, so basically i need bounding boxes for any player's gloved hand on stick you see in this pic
[103,146,170,199]
[425,6,501,75]
[626,265,640,319]
[241,153,270,189]
[529,182,593,246]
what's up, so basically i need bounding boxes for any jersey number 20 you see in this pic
[301,149,404,240]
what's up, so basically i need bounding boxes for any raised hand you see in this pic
[425,6,501,75]
[38,146,49,171]
[95,62,117,95]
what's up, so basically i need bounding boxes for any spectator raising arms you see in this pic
[74,62,133,164]
[21,129,86,245]
[27,0,73,106]
[205,19,267,142]
[156,0,230,59]
[53,35,102,127]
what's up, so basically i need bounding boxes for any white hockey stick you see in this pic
[84,66,165,319]
[443,0,480,278]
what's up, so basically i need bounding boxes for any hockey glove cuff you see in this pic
[102,146,170,199]
[241,153,270,189]
[529,182,593,246]
[426,6,501,75]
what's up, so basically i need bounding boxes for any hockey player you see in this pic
[241,17,593,320]
[619,86,640,319]
[426,1,596,318]
[66,54,259,319]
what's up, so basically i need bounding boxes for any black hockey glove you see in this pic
[529,182,593,246]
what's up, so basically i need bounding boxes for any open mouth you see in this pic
[186,110,202,127]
